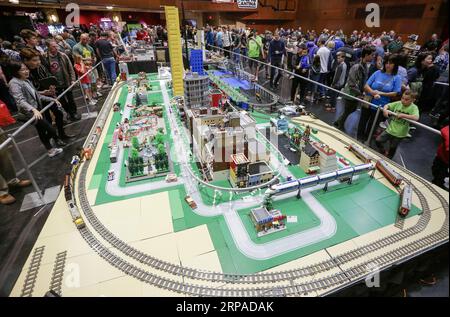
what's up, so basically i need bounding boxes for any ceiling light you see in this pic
[106,6,113,10]
[9,0,20,4]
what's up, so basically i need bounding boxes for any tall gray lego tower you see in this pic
[184,72,210,109]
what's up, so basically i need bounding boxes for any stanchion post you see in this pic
[365,107,382,146]
[9,135,45,202]
[77,80,91,116]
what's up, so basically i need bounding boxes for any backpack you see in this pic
[326,49,335,73]
[409,69,424,98]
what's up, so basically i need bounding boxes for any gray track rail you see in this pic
[49,251,67,296]
[72,84,448,296]
[20,246,45,297]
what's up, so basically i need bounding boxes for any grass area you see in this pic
[237,196,320,245]
[90,76,182,205]
[207,173,422,274]
[87,76,424,276]
[169,187,219,232]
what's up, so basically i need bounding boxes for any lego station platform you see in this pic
[10,72,449,297]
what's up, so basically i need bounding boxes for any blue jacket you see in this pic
[206,31,215,45]
[269,40,286,60]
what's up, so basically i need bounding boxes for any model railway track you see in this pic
[20,246,45,297]
[72,83,448,296]
[49,251,67,296]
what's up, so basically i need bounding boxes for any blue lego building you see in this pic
[190,49,205,75]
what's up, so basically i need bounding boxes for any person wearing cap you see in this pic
[291,43,310,104]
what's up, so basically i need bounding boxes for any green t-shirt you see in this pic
[386,101,420,138]
[248,36,262,58]
[73,43,94,60]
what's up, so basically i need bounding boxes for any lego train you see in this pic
[348,143,412,216]
[347,144,373,163]
[63,82,123,229]
[399,184,413,217]
[376,160,403,186]
[347,144,403,187]
[264,163,375,197]
[64,173,85,229]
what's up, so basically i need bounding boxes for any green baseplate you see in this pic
[88,74,421,274]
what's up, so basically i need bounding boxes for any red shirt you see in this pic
[136,30,148,41]
[437,125,449,165]
[74,63,91,84]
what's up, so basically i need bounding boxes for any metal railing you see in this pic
[206,44,442,141]
[0,61,103,202]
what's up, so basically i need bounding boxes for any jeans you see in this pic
[232,47,241,64]
[241,48,247,67]
[309,73,320,96]
[291,75,308,102]
[56,88,77,117]
[327,87,340,108]
[270,58,283,86]
[318,72,328,96]
[375,130,402,158]
[357,106,381,142]
[102,57,117,85]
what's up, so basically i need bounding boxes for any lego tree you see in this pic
[154,131,165,145]
[131,148,139,160]
[132,137,140,150]
[128,163,136,176]
[157,143,166,156]
[263,196,274,211]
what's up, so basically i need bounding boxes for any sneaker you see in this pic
[55,139,67,147]
[89,100,98,106]
[96,92,103,97]
[70,113,81,121]
[406,133,412,138]
[410,126,417,131]
[48,148,63,158]
[379,121,388,129]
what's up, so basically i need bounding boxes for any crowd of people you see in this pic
[200,25,448,190]
[0,25,127,205]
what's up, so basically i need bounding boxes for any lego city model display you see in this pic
[250,207,287,237]
[15,67,447,298]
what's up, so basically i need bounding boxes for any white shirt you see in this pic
[222,31,232,47]
[316,46,331,73]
